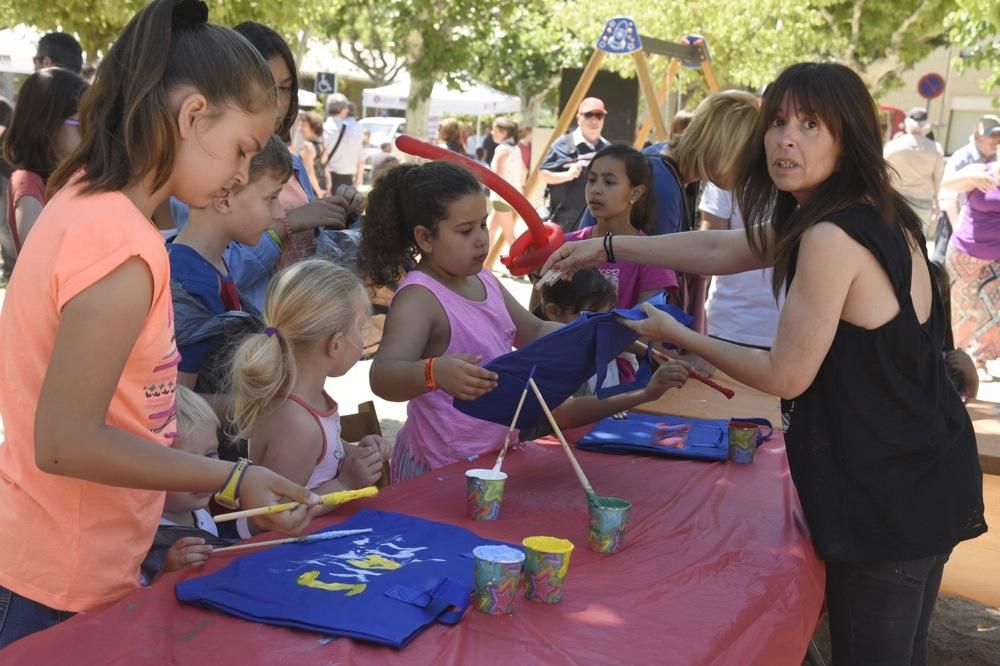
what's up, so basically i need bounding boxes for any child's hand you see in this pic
[433,354,498,401]
[641,360,691,401]
[163,536,212,573]
[242,465,322,536]
[341,444,384,489]
[357,434,392,461]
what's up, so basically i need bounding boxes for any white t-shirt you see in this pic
[323,116,364,176]
[700,184,780,347]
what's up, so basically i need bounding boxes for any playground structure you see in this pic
[485,17,721,271]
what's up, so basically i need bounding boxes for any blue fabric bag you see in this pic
[175,510,513,649]
[454,292,693,430]
[577,413,773,461]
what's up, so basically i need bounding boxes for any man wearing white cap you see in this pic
[539,97,611,231]
[883,107,944,235]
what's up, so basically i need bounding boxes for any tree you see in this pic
[946,0,1000,92]
[0,0,337,61]
[319,0,522,137]
[557,0,957,98]
[471,2,590,128]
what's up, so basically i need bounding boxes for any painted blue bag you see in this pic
[577,413,773,461]
[175,510,512,649]
[454,292,692,430]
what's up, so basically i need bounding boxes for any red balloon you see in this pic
[394,135,561,275]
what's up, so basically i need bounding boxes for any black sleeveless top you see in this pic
[783,204,986,562]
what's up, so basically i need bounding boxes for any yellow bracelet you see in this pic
[214,458,253,510]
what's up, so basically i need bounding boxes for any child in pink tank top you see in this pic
[361,161,563,481]
[231,259,391,509]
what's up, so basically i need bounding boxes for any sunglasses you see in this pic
[582,112,606,120]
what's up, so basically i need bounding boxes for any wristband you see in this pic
[603,231,616,264]
[424,357,437,391]
[214,458,253,510]
[266,229,282,249]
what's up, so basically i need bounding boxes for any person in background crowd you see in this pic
[517,126,532,171]
[437,118,465,154]
[33,32,83,74]
[0,95,14,284]
[668,109,694,141]
[80,63,97,85]
[883,107,944,236]
[322,94,364,190]
[487,117,525,252]
[935,114,999,263]
[539,97,610,231]
[297,111,327,197]
[3,67,88,255]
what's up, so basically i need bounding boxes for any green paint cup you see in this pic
[588,496,632,554]
[728,422,759,464]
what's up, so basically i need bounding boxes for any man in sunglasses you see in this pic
[539,97,610,232]
[33,33,83,75]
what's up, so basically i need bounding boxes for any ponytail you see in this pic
[229,259,368,439]
[360,161,482,289]
[50,0,276,197]
[229,328,297,440]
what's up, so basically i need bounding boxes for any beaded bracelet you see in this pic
[603,231,616,264]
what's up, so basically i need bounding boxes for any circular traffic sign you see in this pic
[917,73,945,100]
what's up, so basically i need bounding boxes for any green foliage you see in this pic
[556,0,957,98]
[947,0,1000,92]
[0,0,338,59]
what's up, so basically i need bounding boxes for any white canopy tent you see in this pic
[362,78,521,117]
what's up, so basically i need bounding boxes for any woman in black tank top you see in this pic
[542,63,985,664]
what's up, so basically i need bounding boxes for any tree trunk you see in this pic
[521,91,546,130]
[406,78,433,142]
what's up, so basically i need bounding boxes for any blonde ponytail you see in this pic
[229,259,368,438]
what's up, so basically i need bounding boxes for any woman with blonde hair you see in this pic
[229,259,392,516]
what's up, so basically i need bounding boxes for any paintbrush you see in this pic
[213,486,378,523]
[493,365,536,473]
[527,377,604,508]
[212,528,374,555]
[650,347,735,399]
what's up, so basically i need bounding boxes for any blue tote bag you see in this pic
[454,292,692,430]
[176,510,513,649]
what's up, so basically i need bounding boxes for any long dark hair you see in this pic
[588,143,654,233]
[233,21,299,143]
[2,68,88,180]
[50,0,276,197]
[736,62,924,298]
[360,161,483,289]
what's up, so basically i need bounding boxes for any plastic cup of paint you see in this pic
[727,422,759,464]
[522,536,575,602]
[466,469,507,521]
[588,496,632,554]
[472,545,525,615]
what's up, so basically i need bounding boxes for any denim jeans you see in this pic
[0,586,75,649]
[825,552,950,665]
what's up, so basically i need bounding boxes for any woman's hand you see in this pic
[433,354,499,401]
[618,303,691,346]
[163,536,212,573]
[241,465,322,536]
[539,238,606,281]
[283,187,366,232]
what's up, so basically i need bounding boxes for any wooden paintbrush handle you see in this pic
[528,378,595,493]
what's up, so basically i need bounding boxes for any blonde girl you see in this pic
[231,259,391,511]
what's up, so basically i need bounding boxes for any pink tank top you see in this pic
[396,269,516,469]
[280,393,344,489]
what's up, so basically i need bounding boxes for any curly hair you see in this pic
[360,161,483,289]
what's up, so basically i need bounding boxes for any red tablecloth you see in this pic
[0,434,824,665]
